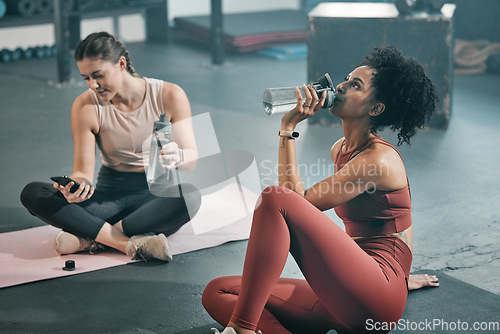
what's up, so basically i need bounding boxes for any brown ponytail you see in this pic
[74,31,138,77]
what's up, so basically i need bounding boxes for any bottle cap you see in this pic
[154,114,171,132]
[63,260,76,271]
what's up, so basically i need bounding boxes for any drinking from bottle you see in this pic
[262,73,337,116]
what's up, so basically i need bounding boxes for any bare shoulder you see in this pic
[330,137,345,161]
[71,91,99,133]
[162,81,189,107]
[360,140,407,190]
[161,81,191,122]
[72,90,96,113]
[368,141,405,167]
[162,81,186,97]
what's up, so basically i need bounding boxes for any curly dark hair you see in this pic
[358,45,438,146]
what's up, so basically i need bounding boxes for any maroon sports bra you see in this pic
[333,137,412,237]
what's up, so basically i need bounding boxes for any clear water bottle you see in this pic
[263,73,337,116]
[263,87,306,116]
[147,114,173,186]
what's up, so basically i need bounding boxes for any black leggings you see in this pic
[20,166,202,239]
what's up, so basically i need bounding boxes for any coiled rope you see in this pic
[454,39,500,75]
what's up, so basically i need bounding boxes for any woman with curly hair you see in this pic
[202,45,439,334]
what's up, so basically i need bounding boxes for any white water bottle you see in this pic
[147,114,173,185]
[263,73,336,116]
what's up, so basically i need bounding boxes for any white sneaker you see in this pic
[54,231,105,255]
[125,233,173,261]
[211,328,237,334]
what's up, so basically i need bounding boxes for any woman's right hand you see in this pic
[53,181,94,203]
[281,84,326,131]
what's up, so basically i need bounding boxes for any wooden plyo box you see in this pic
[307,2,456,128]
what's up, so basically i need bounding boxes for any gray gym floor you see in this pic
[0,39,499,333]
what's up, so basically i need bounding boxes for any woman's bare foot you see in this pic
[408,274,439,290]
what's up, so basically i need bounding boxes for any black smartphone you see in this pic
[50,176,81,193]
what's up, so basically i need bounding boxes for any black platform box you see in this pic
[307,2,456,128]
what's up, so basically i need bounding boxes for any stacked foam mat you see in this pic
[174,10,308,53]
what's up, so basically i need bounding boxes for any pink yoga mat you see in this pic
[0,183,258,288]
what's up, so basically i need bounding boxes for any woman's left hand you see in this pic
[160,141,182,169]
[408,274,439,290]
[281,84,327,130]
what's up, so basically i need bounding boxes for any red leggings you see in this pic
[202,186,411,333]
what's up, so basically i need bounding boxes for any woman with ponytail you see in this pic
[21,32,201,261]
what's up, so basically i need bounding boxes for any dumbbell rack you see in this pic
[0,0,57,63]
[0,0,169,84]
